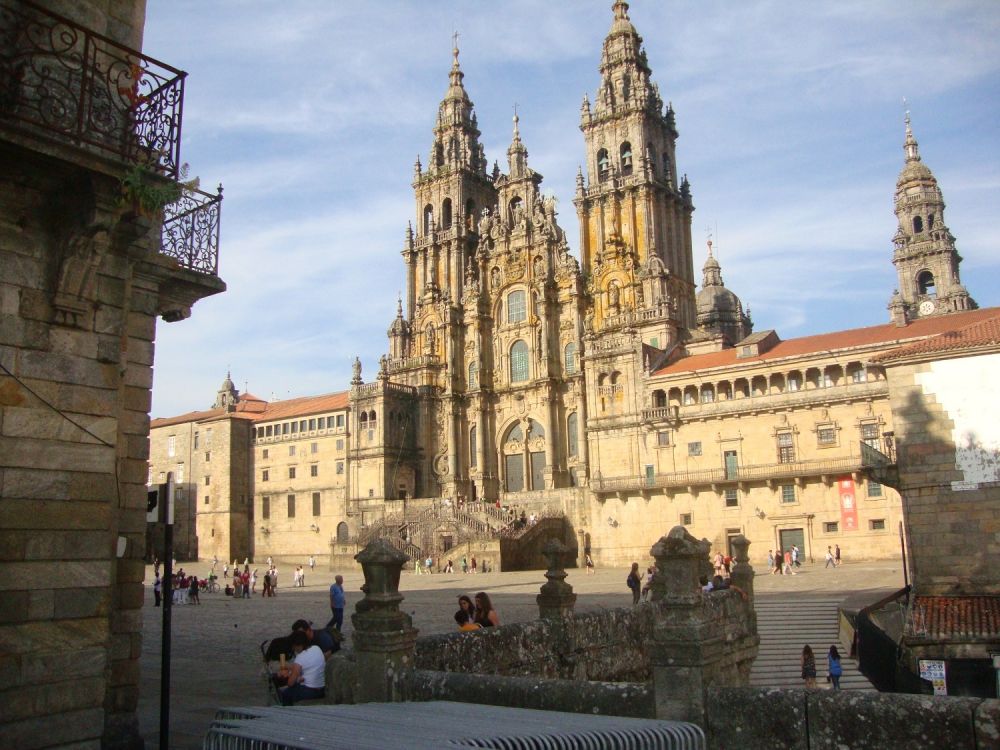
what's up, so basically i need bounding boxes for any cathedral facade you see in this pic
[149,1,990,569]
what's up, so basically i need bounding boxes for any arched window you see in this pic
[336,521,349,543]
[434,142,444,167]
[507,290,527,323]
[620,142,633,176]
[441,198,452,229]
[912,216,923,233]
[510,340,529,383]
[564,342,577,374]
[359,412,368,425]
[927,213,935,230]
[597,149,610,182]
[918,270,936,297]
[423,204,434,235]
[567,413,578,457]
[469,425,477,468]
[646,142,656,175]
[652,389,667,408]
[468,360,478,389]
[368,410,377,423]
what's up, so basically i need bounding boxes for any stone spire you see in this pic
[701,237,723,288]
[428,35,484,173]
[890,111,975,321]
[213,370,239,411]
[594,0,656,118]
[696,237,751,346]
[507,108,529,178]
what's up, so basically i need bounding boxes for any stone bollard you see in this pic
[350,539,419,703]
[648,526,705,604]
[729,534,754,602]
[536,538,577,620]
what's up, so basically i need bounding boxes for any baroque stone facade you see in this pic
[148,2,994,578]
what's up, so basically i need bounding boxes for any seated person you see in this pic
[454,610,481,631]
[291,619,339,659]
[278,630,326,705]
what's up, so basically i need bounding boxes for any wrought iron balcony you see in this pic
[0,0,185,177]
[1,1,224,277]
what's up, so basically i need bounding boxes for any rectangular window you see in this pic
[262,496,270,520]
[296,420,304,432]
[870,518,886,531]
[657,431,670,447]
[688,441,702,457]
[824,521,839,533]
[311,442,318,454]
[336,439,344,451]
[287,494,296,518]
[308,418,317,431]
[822,373,833,388]
[205,451,211,462]
[701,389,714,403]
[683,391,695,405]
[205,428,213,447]
[312,492,321,516]
[310,464,318,477]
[289,445,296,456]
[282,422,289,435]
[817,426,837,446]
[291,421,298,434]
[167,435,176,457]
[680,513,692,526]
[724,489,739,507]
[336,461,344,475]
[288,467,296,479]
[204,475,210,486]
[265,425,272,437]
[861,422,880,450]
[262,448,269,459]
[781,484,796,503]
[868,481,883,498]
[193,432,200,449]
[337,414,345,428]
[852,369,867,383]
[788,376,800,392]
[203,495,209,505]
[175,464,184,483]
[777,432,795,463]
[262,469,269,482]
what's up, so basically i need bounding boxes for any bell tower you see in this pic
[575,0,695,351]
[889,113,975,324]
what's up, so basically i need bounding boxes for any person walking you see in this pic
[792,545,801,568]
[328,575,345,631]
[827,645,843,690]
[783,549,796,575]
[309,555,316,574]
[188,575,200,605]
[262,570,272,597]
[767,550,775,574]
[834,544,842,567]
[153,573,162,607]
[223,562,229,580]
[242,570,251,599]
[250,568,258,594]
[825,546,836,569]
[471,556,477,574]
[801,645,817,688]
[585,553,595,574]
[774,549,784,575]
[627,562,642,606]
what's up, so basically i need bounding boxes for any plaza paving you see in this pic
[138,556,905,748]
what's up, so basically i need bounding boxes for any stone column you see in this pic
[729,534,755,602]
[350,540,418,704]
[646,526,721,726]
[536,538,577,620]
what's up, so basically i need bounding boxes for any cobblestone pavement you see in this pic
[138,556,905,748]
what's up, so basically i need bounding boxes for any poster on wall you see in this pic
[838,477,858,531]
[918,659,948,695]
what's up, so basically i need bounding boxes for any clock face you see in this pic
[919,300,935,315]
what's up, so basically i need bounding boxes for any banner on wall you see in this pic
[838,476,859,532]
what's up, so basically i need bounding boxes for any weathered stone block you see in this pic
[24,530,109,561]
[27,589,54,620]
[0,617,109,656]
[0,591,30,623]
[0,498,109,530]
[18,350,117,389]
[974,699,1000,748]
[807,691,980,750]
[0,435,115,473]
[0,561,110,592]
[53,587,111,619]
[0,705,104,749]
[706,687,807,750]
[21,647,106,682]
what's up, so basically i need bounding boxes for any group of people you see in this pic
[801,644,843,689]
[152,567,203,606]
[824,545,843,568]
[453,592,500,630]
[767,545,802,575]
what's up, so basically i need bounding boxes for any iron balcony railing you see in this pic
[0,0,185,177]
[161,185,222,275]
[592,450,880,494]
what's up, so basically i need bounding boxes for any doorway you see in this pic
[724,450,739,480]
[779,527,805,556]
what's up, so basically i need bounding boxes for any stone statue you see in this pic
[351,356,363,385]
[608,282,620,313]
[491,266,501,289]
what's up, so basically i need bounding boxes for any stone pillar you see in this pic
[350,540,418,704]
[536,538,577,620]
[729,534,755,602]
[646,526,721,726]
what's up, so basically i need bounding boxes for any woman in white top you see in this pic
[279,631,326,705]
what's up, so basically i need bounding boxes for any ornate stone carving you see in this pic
[53,222,111,328]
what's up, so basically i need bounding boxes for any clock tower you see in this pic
[888,113,975,324]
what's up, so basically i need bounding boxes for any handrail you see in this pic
[161,185,222,275]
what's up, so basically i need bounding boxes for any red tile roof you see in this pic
[254,391,349,422]
[151,394,265,428]
[872,310,1000,363]
[906,595,1000,640]
[653,307,1000,376]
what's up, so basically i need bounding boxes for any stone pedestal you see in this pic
[350,540,419,703]
[536,538,577,620]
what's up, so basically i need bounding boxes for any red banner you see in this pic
[838,476,858,532]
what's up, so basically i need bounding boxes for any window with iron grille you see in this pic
[680,513,692,526]
[777,432,795,463]
[507,290,527,323]
[870,518,886,531]
[510,340,529,382]
[823,521,838,533]
[657,431,670,447]
[688,441,702,456]
[817,426,837,446]
[724,489,739,507]
[781,484,796,503]
[310,464,318,477]
[262,469,269,482]
[868,481,883,498]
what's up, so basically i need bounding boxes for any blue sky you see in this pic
[144,1,1000,418]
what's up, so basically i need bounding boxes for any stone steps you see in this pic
[750,596,874,691]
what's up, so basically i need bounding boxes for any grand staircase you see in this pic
[750,595,875,691]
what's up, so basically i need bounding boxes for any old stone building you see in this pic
[148,2,994,579]
[0,0,224,746]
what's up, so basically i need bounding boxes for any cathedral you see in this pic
[149,1,991,570]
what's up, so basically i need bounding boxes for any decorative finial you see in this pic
[613,0,630,21]
[902,99,920,162]
[513,102,520,138]
[706,227,713,257]
[397,294,403,315]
